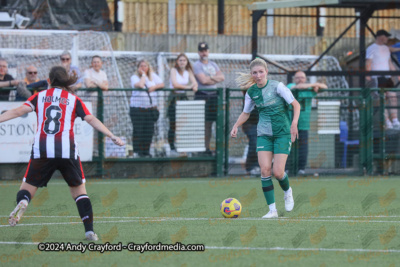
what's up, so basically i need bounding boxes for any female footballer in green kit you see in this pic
[231,58,300,218]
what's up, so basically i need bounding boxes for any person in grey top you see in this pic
[193,42,225,155]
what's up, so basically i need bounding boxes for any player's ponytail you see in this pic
[235,58,268,89]
[49,66,78,93]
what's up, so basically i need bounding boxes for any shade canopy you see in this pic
[248,0,400,11]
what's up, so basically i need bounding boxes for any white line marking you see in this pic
[205,246,400,253]
[1,215,400,219]
[1,177,395,187]
[0,241,399,254]
[1,217,399,227]
[0,241,39,245]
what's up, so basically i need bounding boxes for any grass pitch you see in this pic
[0,175,399,266]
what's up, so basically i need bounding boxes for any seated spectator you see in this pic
[0,58,19,101]
[60,51,82,91]
[129,60,164,157]
[168,53,198,156]
[84,55,108,94]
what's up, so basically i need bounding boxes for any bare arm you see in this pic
[290,99,301,142]
[84,78,96,88]
[389,47,400,53]
[84,114,125,146]
[292,83,327,90]
[230,112,251,138]
[170,68,189,90]
[366,59,372,81]
[0,105,32,123]
[388,60,400,81]
[134,73,147,88]
[148,82,165,93]
[0,80,19,88]
[210,70,225,83]
[291,83,314,89]
[99,80,109,91]
[195,73,215,85]
[189,71,198,92]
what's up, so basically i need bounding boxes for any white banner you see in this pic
[0,102,93,163]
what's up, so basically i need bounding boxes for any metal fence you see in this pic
[2,86,400,177]
[225,87,400,177]
[80,87,226,177]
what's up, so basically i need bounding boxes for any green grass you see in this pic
[1,176,400,266]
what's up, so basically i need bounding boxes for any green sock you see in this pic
[278,173,290,192]
[261,176,275,205]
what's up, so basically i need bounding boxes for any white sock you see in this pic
[269,203,276,212]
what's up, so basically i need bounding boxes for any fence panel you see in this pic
[225,88,367,177]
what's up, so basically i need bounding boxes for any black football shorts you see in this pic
[23,158,85,187]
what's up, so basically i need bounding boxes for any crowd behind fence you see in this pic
[1,86,400,177]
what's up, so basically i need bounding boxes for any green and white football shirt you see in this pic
[243,80,295,137]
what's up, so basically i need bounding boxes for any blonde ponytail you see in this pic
[235,58,268,89]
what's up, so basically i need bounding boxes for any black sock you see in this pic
[17,190,31,204]
[75,195,94,233]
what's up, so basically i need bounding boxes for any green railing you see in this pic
[2,86,400,177]
[224,88,398,176]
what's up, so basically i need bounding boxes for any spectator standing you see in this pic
[0,58,18,101]
[60,51,83,91]
[193,42,225,155]
[84,55,108,93]
[366,29,400,129]
[168,53,198,156]
[83,56,109,157]
[130,60,164,157]
[286,71,327,175]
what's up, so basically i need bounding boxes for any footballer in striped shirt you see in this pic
[0,66,124,241]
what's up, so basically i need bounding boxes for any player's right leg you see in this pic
[9,182,38,226]
[257,139,278,219]
[9,158,54,226]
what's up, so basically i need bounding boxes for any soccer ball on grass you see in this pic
[220,198,242,218]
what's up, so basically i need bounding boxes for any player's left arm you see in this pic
[0,105,32,123]
[84,115,125,146]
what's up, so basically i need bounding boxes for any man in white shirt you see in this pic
[366,29,400,129]
[84,56,108,91]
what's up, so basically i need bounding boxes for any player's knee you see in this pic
[260,166,271,177]
[274,169,285,180]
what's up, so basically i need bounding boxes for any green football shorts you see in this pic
[256,135,292,154]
